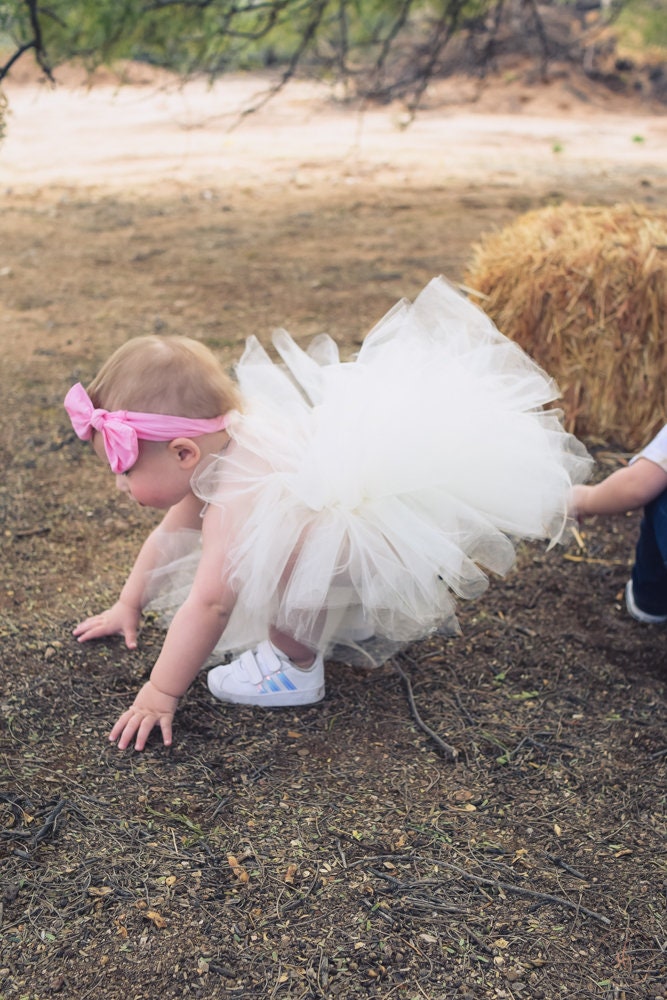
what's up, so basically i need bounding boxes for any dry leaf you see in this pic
[227,854,250,883]
[88,886,113,897]
[145,910,167,929]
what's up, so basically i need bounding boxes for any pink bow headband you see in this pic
[64,382,229,474]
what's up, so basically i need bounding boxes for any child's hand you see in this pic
[109,680,179,751]
[568,484,589,521]
[73,600,142,649]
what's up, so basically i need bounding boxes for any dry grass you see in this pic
[464,203,667,451]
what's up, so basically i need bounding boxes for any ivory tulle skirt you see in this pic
[147,277,591,664]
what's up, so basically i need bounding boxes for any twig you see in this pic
[268,963,284,1000]
[211,795,232,819]
[369,867,402,887]
[436,860,611,925]
[545,852,589,881]
[336,839,348,870]
[463,924,494,954]
[0,799,69,846]
[393,657,458,761]
[563,554,627,566]
[33,800,67,843]
[570,523,586,550]
[442,664,477,726]
[400,895,465,915]
[353,854,611,925]
[13,525,51,539]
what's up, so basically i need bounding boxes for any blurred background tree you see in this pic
[0,0,665,110]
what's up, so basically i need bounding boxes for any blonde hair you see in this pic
[87,335,241,418]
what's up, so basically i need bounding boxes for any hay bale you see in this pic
[463,203,667,452]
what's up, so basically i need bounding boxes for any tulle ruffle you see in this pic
[147,277,592,663]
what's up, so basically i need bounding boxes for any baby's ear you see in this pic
[168,437,201,470]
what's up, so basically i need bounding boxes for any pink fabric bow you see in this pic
[64,382,229,474]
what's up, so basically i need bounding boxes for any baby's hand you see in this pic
[568,484,589,521]
[109,680,179,751]
[73,600,141,649]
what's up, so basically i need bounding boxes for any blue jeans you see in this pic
[631,489,667,615]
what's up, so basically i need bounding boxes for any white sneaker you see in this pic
[207,640,325,707]
[625,580,667,624]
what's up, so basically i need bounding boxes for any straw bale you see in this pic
[463,203,667,452]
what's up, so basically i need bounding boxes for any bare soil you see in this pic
[0,65,665,999]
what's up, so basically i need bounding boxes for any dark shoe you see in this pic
[625,580,667,624]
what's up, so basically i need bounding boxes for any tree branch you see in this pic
[0,41,36,83]
[24,0,55,80]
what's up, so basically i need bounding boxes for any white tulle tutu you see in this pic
[147,277,591,663]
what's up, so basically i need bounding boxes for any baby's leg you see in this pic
[269,625,319,668]
[207,536,329,706]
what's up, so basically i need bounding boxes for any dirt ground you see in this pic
[0,64,666,999]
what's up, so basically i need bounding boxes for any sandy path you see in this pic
[2,72,667,195]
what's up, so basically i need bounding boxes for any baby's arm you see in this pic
[73,490,205,648]
[109,505,237,751]
[571,457,667,519]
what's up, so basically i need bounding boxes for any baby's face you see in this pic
[93,435,192,509]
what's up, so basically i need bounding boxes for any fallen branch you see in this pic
[423,860,611,926]
[352,853,611,926]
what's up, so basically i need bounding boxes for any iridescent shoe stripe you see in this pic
[259,672,298,694]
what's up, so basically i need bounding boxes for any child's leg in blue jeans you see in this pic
[631,489,667,616]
